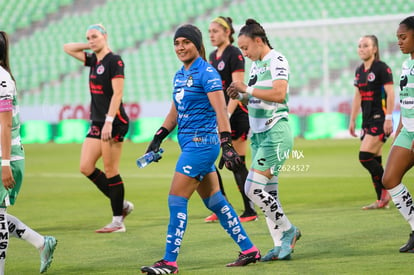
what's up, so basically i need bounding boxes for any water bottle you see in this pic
[136,148,164,168]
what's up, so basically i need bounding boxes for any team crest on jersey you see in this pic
[367,72,375,82]
[97,64,105,75]
[186,76,193,87]
[217,60,225,71]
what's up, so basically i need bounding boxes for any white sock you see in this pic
[6,214,44,250]
[245,171,292,232]
[0,208,9,275]
[264,177,282,246]
[112,216,123,224]
[388,183,414,230]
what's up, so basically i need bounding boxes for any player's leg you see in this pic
[81,136,133,224]
[198,172,260,267]
[359,131,388,209]
[141,171,198,274]
[383,129,414,252]
[232,137,257,221]
[7,214,57,273]
[95,140,125,233]
[204,166,224,223]
[245,120,300,260]
[80,137,107,194]
[261,177,283,261]
[0,208,8,275]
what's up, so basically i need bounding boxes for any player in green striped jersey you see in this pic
[383,16,414,253]
[227,19,300,261]
[0,31,57,274]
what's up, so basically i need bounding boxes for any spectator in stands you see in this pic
[383,15,414,253]
[0,31,57,274]
[227,18,301,261]
[63,24,134,233]
[349,34,395,210]
[205,16,257,223]
[140,24,260,275]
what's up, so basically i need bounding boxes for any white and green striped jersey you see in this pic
[0,67,24,160]
[399,58,414,132]
[247,49,289,133]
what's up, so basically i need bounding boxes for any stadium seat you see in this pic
[54,119,89,144]
[20,120,53,144]
[303,112,348,139]
[130,117,165,143]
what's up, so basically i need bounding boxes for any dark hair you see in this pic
[400,16,414,30]
[0,31,14,81]
[239,18,273,49]
[174,24,206,60]
[363,35,380,61]
[215,16,235,44]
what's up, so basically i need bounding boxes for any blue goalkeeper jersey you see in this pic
[172,57,223,148]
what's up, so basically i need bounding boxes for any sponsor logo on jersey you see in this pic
[97,64,105,75]
[217,60,225,71]
[0,81,6,88]
[367,72,375,82]
[175,88,184,104]
[265,118,274,126]
[400,75,408,90]
[400,97,414,108]
[182,165,192,174]
[186,76,193,87]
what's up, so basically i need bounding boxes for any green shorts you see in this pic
[250,118,293,176]
[0,159,24,206]
[393,127,414,150]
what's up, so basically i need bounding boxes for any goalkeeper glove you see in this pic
[219,131,242,171]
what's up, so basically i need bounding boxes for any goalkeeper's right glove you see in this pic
[146,127,169,160]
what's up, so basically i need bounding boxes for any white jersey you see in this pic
[0,67,23,160]
[247,49,289,133]
[400,58,414,132]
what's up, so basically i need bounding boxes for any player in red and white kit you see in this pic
[64,24,133,233]
[349,35,395,210]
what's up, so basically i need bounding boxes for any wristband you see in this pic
[385,114,392,121]
[220,131,232,144]
[105,115,114,123]
[155,127,170,141]
[1,160,10,166]
[246,86,254,96]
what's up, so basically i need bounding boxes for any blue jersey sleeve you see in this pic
[202,65,223,93]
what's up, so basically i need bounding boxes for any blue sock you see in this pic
[203,191,253,251]
[164,195,188,262]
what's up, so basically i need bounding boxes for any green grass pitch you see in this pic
[5,138,414,274]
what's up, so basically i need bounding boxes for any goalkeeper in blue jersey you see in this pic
[140,24,260,275]
[0,31,57,274]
